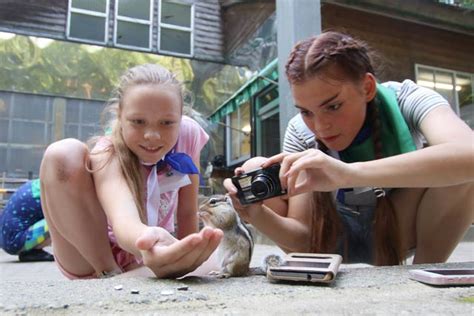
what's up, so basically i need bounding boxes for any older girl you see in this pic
[225,31,473,265]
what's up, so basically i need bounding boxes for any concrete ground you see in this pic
[1,238,473,314]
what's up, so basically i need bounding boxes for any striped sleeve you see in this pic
[283,114,316,153]
[384,80,450,133]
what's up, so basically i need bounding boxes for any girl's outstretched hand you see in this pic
[135,226,223,278]
[262,149,351,196]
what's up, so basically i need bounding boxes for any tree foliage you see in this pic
[0,34,251,115]
[0,33,255,171]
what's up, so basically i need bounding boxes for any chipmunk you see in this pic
[199,195,254,277]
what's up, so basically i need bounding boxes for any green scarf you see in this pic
[339,84,416,163]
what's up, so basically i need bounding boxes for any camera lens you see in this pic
[251,175,274,198]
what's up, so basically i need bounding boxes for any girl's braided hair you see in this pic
[286,31,402,265]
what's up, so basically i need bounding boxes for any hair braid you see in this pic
[369,100,403,265]
[368,100,383,160]
[309,140,343,254]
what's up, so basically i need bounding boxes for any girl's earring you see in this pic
[373,187,386,198]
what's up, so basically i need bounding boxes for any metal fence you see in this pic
[0,90,105,179]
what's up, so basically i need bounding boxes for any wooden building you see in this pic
[0,0,223,61]
[0,0,277,64]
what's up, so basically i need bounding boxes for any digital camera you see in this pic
[231,164,287,205]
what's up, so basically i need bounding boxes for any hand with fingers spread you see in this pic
[135,226,223,278]
[262,149,351,196]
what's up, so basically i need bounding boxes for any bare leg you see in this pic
[392,183,474,264]
[40,139,120,276]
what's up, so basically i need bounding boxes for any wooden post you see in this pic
[276,0,321,147]
[53,97,66,141]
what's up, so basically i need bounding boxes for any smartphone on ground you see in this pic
[409,268,474,286]
[266,253,342,284]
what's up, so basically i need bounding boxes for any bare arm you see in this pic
[266,106,473,196]
[88,145,223,278]
[253,193,312,252]
[349,106,474,188]
[91,152,147,258]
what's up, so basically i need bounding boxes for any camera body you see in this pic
[231,164,287,205]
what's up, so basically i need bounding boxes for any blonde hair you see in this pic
[90,64,184,223]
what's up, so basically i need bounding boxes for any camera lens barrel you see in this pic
[250,175,274,198]
[232,164,285,205]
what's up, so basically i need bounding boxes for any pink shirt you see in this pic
[93,116,209,271]
[143,115,209,232]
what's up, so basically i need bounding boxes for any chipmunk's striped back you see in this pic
[199,194,254,277]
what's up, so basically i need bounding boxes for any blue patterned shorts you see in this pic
[0,179,49,255]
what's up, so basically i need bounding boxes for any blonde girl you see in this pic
[40,64,222,279]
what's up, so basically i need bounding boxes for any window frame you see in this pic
[226,103,251,166]
[114,0,154,51]
[65,100,103,141]
[437,0,455,5]
[415,64,474,116]
[255,86,280,157]
[67,0,110,45]
[158,0,194,57]
[0,92,54,178]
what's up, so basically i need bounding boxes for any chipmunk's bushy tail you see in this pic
[248,254,283,276]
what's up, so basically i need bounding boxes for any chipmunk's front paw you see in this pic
[208,270,231,278]
[208,270,220,276]
[217,272,231,279]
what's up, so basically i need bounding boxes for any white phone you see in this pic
[409,268,474,286]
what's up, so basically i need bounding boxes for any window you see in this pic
[0,91,106,178]
[226,102,251,165]
[115,0,153,50]
[416,65,473,129]
[438,0,455,4]
[67,0,195,56]
[256,87,280,157]
[159,0,193,56]
[0,92,54,178]
[68,0,109,44]
[65,99,104,141]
